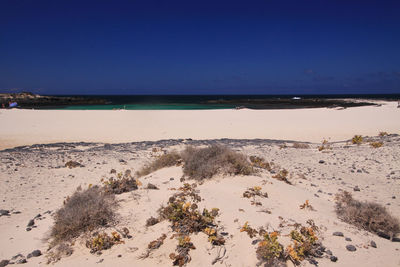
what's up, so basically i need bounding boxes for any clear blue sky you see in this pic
[1,0,399,95]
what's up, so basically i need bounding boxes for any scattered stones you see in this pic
[392,233,400,242]
[357,169,362,173]
[318,160,325,164]
[26,227,31,231]
[16,258,27,264]
[146,183,159,190]
[330,256,338,262]
[27,219,35,227]
[0,260,9,267]
[65,160,84,168]
[346,245,356,252]
[333,232,344,237]
[345,237,352,241]
[308,258,318,265]
[26,250,41,258]
[0,210,10,216]
[377,231,391,240]
[370,240,377,248]
[169,177,174,181]
[353,186,360,192]
[325,250,332,255]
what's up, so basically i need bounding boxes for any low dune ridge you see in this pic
[0,134,399,266]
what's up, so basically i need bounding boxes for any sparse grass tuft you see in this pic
[335,191,400,237]
[136,152,182,177]
[352,135,363,145]
[50,186,117,243]
[370,141,383,148]
[181,145,254,180]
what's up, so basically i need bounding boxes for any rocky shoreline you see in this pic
[0,92,106,108]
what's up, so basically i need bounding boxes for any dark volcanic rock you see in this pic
[333,232,344,237]
[318,160,325,164]
[353,186,360,191]
[346,245,356,252]
[392,233,400,242]
[27,219,34,227]
[27,250,41,258]
[370,240,377,248]
[146,183,159,190]
[0,260,9,267]
[330,256,338,262]
[0,210,10,216]
[0,92,106,108]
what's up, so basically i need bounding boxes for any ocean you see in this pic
[51,94,400,110]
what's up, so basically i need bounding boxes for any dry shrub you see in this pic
[370,141,383,148]
[292,143,310,149]
[352,135,363,145]
[181,145,254,180]
[103,176,138,194]
[51,186,117,243]
[379,131,388,137]
[136,152,181,177]
[335,191,400,237]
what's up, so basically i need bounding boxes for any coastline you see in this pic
[0,100,399,150]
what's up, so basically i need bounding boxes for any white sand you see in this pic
[0,101,399,150]
[0,101,400,266]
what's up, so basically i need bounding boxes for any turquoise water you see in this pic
[62,103,236,110]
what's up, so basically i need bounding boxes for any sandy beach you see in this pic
[0,102,400,267]
[0,101,399,150]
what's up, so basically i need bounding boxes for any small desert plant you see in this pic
[318,139,331,151]
[370,141,383,148]
[159,183,224,266]
[249,156,271,170]
[243,186,268,199]
[292,143,310,149]
[286,226,319,264]
[272,169,292,185]
[102,175,138,194]
[240,221,259,238]
[352,135,363,145]
[181,145,254,180]
[335,191,400,237]
[299,200,315,211]
[51,186,117,243]
[379,131,388,137]
[256,232,285,265]
[136,152,181,177]
[86,231,124,253]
